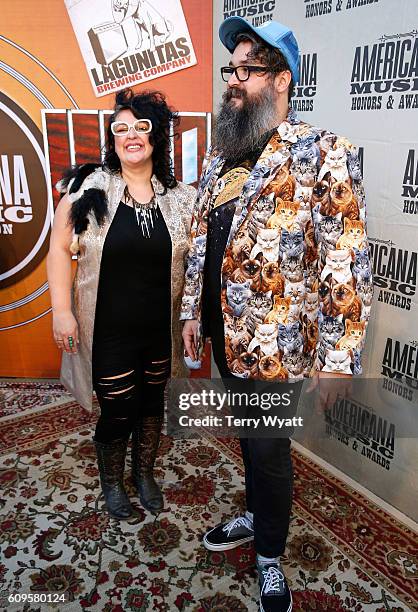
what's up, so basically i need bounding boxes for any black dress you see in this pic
[92,201,172,376]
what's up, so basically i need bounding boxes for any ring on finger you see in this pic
[68,336,74,348]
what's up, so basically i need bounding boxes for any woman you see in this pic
[47,89,196,519]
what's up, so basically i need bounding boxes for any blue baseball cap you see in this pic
[219,17,300,83]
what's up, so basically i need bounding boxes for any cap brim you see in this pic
[219,17,257,53]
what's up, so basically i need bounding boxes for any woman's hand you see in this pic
[182,320,199,361]
[53,310,79,353]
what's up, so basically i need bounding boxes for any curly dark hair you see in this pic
[103,88,179,189]
[235,32,295,102]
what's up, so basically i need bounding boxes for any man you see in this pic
[181,16,371,612]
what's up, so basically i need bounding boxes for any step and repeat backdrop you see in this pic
[0,0,212,377]
[213,0,418,519]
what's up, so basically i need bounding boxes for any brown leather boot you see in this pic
[94,438,133,520]
[131,416,164,514]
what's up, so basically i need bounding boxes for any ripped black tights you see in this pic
[93,354,171,443]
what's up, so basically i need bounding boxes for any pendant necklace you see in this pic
[123,185,158,238]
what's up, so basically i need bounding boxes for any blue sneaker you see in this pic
[258,562,292,612]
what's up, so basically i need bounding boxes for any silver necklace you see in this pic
[123,185,158,238]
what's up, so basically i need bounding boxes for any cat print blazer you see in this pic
[180,108,373,380]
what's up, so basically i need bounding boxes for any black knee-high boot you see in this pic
[94,438,133,520]
[131,416,164,514]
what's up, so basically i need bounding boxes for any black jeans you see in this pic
[210,306,293,557]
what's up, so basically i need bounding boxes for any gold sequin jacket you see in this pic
[60,168,196,410]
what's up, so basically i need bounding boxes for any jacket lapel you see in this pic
[226,130,293,247]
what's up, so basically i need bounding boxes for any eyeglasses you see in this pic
[220,65,270,82]
[111,119,152,136]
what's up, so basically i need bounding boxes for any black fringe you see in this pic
[61,164,108,233]
[69,188,108,234]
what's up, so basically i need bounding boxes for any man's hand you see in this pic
[307,371,353,412]
[182,320,199,361]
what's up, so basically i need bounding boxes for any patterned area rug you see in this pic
[0,382,416,612]
[0,381,72,420]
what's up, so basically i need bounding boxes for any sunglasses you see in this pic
[111,119,152,136]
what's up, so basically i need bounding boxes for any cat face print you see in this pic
[265,296,292,325]
[241,259,261,278]
[294,186,313,205]
[231,258,262,284]
[259,355,287,380]
[254,323,277,342]
[321,248,353,283]
[323,349,352,374]
[280,255,304,283]
[282,350,305,376]
[336,218,366,250]
[291,135,319,165]
[304,291,318,312]
[278,322,304,354]
[250,228,281,262]
[312,180,330,205]
[266,200,301,234]
[330,181,354,207]
[356,279,373,306]
[195,235,207,270]
[224,312,249,338]
[316,212,343,246]
[291,158,318,186]
[247,323,279,356]
[331,282,356,305]
[319,313,344,347]
[247,290,272,314]
[347,150,362,182]
[344,319,365,341]
[353,248,372,282]
[279,229,305,258]
[284,280,306,305]
[226,280,252,317]
[318,147,348,182]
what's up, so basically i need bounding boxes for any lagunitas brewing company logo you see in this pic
[0,93,49,290]
[325,397,395,470]
[291,52,317,112]
[381,338,418,403]
[65,0,197,98]
[223,0,277,26]
[350,30,418,111]
[402,149,418,215]
[304,0,333,19]
[369,238,417,312]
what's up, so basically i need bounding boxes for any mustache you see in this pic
[223,87,246,102]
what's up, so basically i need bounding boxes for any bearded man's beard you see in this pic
[214,82,279,164]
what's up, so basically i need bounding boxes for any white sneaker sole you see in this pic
[259,589,293,612]
[203,533,254,551]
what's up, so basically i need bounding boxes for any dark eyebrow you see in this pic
[228,59,253,67]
